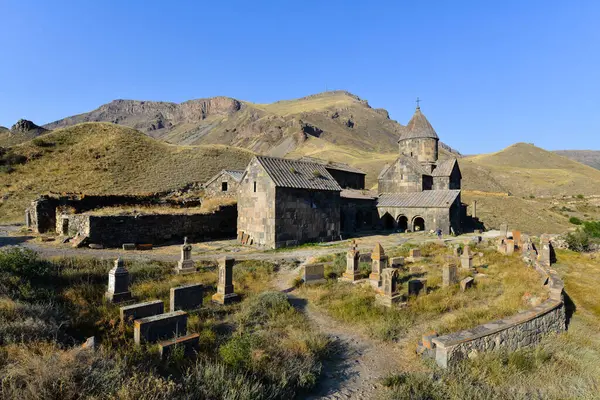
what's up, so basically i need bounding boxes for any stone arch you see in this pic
[382,212,395,230]
[413,216,425,232]
[397,215,408,232]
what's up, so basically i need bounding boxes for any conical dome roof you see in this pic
[398,107,439,141]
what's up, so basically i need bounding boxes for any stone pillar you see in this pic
[369,243,388,285]
[376,268,403,307]
[460,245,473,270]
[442,264,458,287]
[341,240,361,282]
[472,200,477,219]
[538,235,554,267]
[175,237,195,274]
[506,239,515,256]
[25,209,31,229]
[105,258,132,303]
[512,231,521,249]
[212,256,239,304]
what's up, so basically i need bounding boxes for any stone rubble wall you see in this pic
[430,257,566,368]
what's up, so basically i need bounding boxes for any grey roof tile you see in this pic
[204,169,245,186]
[398,107,439,141]
[432,159,458,177]
[299,156,366,174]
[377,190,460,208]
[256,156,342,191]
[341,189,377,200]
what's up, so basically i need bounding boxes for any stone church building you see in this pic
[376,105,462,234]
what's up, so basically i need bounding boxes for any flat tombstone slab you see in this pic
[389,257,405,268]
[134,311,187,344]
[442,264,458,287]
[170,284,203,312]
[460,277,474,292]
[158,333,200,359]
[120,300,164,324]
[136,244,153,251]
[408,279,425,296]
[303,263,325,284]
[122,243,136,251]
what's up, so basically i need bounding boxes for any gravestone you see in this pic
[499,223,508,238]
[407,248,422,262]
[122,243,136,251]
[175,237,195,274]
[538,234,555,267]
[376,268,403,307]
[460,245,473,269]
[25,210,31,229]
[170,283,203,311]
[506,239,515,255]
[359,252,372,263]
[134,311,187,344]
[497,238,507,255]
[302,263,325,284]
[512,231,522,248]
[105,258,132,303]
[136,244,153,250]
[369,243,388,284]
[460,277,474,292]
[442,264,458,287]
[389,257,405,269]
[120,300,164,324]
[212,256,239,304]
[341,240,361,282]
[408,279,425,296]
[237,231,243,242]
[158,333,200,359]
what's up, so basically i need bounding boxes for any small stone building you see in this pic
[376,105,463,234]
[203,169,244,197]
[237,156,342,248]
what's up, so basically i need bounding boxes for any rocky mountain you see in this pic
[553,150,600,170]
[0,119,49,147]
[41,91,424,157]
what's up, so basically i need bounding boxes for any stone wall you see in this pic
[237,158,276,248]
[204,173,240,198]
[430,261,566,368]
[71,205,236,247]
[274,187,341,248]
[377,203,456,234]
[398,137,438,164]
[378,159,427,193]
[340,197,378,232]
[326,169,365,190]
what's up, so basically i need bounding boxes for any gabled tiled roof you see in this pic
[255,156,342,191]
[432,159,458,177]
[299,156,366,175]
[398,107,439,141]
[204,169,245,187]
[340,189,377,200]
[378,155,431,180]
[377,190,460,208]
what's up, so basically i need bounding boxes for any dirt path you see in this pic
[274,263,404,400]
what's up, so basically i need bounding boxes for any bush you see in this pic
[577,194,585,199]
[219,334,255,370]
[0,248,55,301]
[569,217,583,225]
[237,291,291,328]
[582,221,600,238]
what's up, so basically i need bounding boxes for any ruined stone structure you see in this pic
[203,169,244,197]
[376,106,463,234]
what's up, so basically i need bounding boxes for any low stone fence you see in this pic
[429,260,566,368]
[69,205,237,247]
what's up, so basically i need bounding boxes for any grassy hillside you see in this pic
[554,149,600,170]
[0,123,254,223]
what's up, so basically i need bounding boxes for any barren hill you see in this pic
[0,123,253,222]
[42,91,411,157]
[553,150,600,170]
[0,119,49,147]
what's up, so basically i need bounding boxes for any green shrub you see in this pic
[582,221,600,238]
[577,194,585,199]
[237,291,291,327]
[569,217,583,225]
[219,334,254,370]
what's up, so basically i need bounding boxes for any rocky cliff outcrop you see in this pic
[10,119,48,135]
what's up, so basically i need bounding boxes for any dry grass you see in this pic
[86,197,237,216]
[0,122,253,223]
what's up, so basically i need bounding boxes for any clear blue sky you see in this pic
[1,0,599,154]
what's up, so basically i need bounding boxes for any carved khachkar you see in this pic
[341,240,361,282]
[442,263,458,287]
[175,237,195,274]
[369,243,388,284]
[211,256,239,304]
[105,257,132,303]
[376,268,403,307]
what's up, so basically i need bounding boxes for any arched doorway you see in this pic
[382,213,395,230]
[397,215,408,232]
[413,216,425,232]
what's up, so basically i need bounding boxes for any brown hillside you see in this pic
[554,150,600,170]
[0,123,254,223]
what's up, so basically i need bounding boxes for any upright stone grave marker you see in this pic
[212,256,239,304]
[389,257,405,269]
[376,268,403,307]
[512,231,522,249]
[134,311,187,344]
[369,243,388,285]
[407,248,422,262]
[120,300,164,324]
[105,258,132,303]
[170,283,203,312]
[460,245,473,270]
[442,264,458,287]
[302,263,325,284]
[408,279,425,296]
[175,237,195,274]
[341,240,361,282]
[538,234,555,267]
[506,239,515,255]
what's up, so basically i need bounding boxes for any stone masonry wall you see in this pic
[237,159,276,248]
[378,160,425,193]
[204,173,240,198]
[73,205,237,247]
[398,137,438,164]
[430,260,566,368]
[274,187,341,248]
[377,205,452,234]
